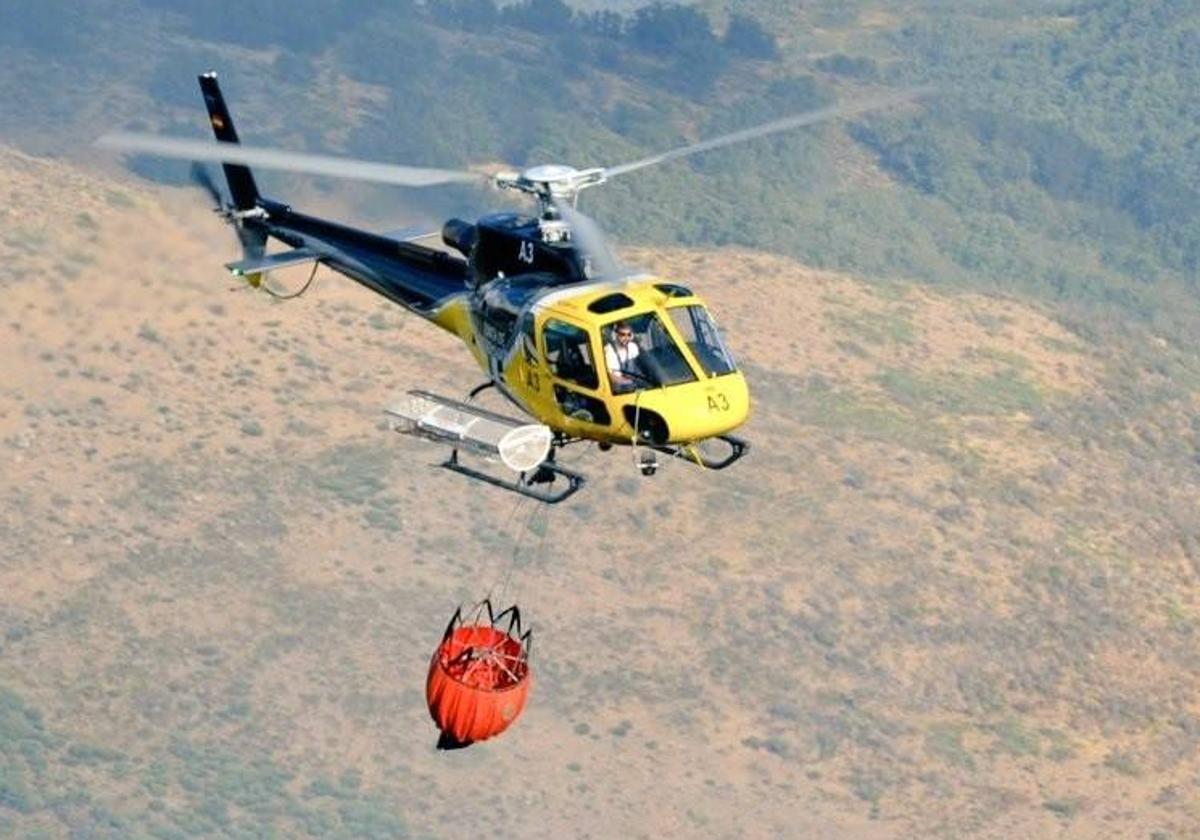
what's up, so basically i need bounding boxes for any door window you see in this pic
[543,319,599,391]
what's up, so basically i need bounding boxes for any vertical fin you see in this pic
[198,72,260,211]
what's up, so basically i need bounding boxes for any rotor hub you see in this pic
[521,164,580,187]
[494,165,606,213]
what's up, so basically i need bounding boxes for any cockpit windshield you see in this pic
[667,305,737,377]
[602,312,696,393]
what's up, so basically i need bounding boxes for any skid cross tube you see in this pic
[442,447,586,504]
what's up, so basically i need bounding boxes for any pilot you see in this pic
[604,320,640,393]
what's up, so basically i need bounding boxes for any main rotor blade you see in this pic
[553,198,622,280]
[602,87,933,179]
[97,132,484,188]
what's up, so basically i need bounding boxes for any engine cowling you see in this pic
[441,218,477,257]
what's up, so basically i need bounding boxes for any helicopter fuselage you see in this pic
[435,269,751,447]
[183,69,751,454]
[102,70,928,482]
[245,202,749,448]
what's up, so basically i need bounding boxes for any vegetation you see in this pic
[2,3,1200,837]
[0,684,410,837]
[3,1,1197,337]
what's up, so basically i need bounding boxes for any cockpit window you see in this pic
[668,305,737,377]
[602,312,696,394]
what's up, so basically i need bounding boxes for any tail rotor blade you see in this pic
[189,162,224,209]
[188,161,264,276]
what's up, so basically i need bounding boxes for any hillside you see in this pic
[3,149,1199,837]
[2,0,1196,336]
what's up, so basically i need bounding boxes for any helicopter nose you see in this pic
[681,376,750,441]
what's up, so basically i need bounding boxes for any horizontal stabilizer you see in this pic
[379,226,441,243]
[386,391,552,473]
[225,248,320,277]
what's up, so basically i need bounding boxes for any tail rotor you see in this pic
[189,162,224,210]
[189,161,267,287]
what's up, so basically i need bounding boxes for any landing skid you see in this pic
[388,384,582,502]
[390,382,746,501]
[443,447,586,504]
[651,434,750,471]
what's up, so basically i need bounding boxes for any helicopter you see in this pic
[99,73,926,502]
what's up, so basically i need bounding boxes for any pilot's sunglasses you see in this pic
[617,331,632,337]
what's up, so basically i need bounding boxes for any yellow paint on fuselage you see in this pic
[428,277,750,446]
[429,294,489,369]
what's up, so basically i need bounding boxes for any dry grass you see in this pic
[2,147,1199,838]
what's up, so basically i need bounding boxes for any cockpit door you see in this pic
[506,311,544,397]
[540,318,612,428]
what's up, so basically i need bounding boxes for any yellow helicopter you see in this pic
[100,73,924,502]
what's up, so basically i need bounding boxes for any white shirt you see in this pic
[605,340,640,374]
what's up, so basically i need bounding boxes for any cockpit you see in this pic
[601,311,692,393]
[600,306,736,394]
[539,303,736,395]
[532,291,743,442]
